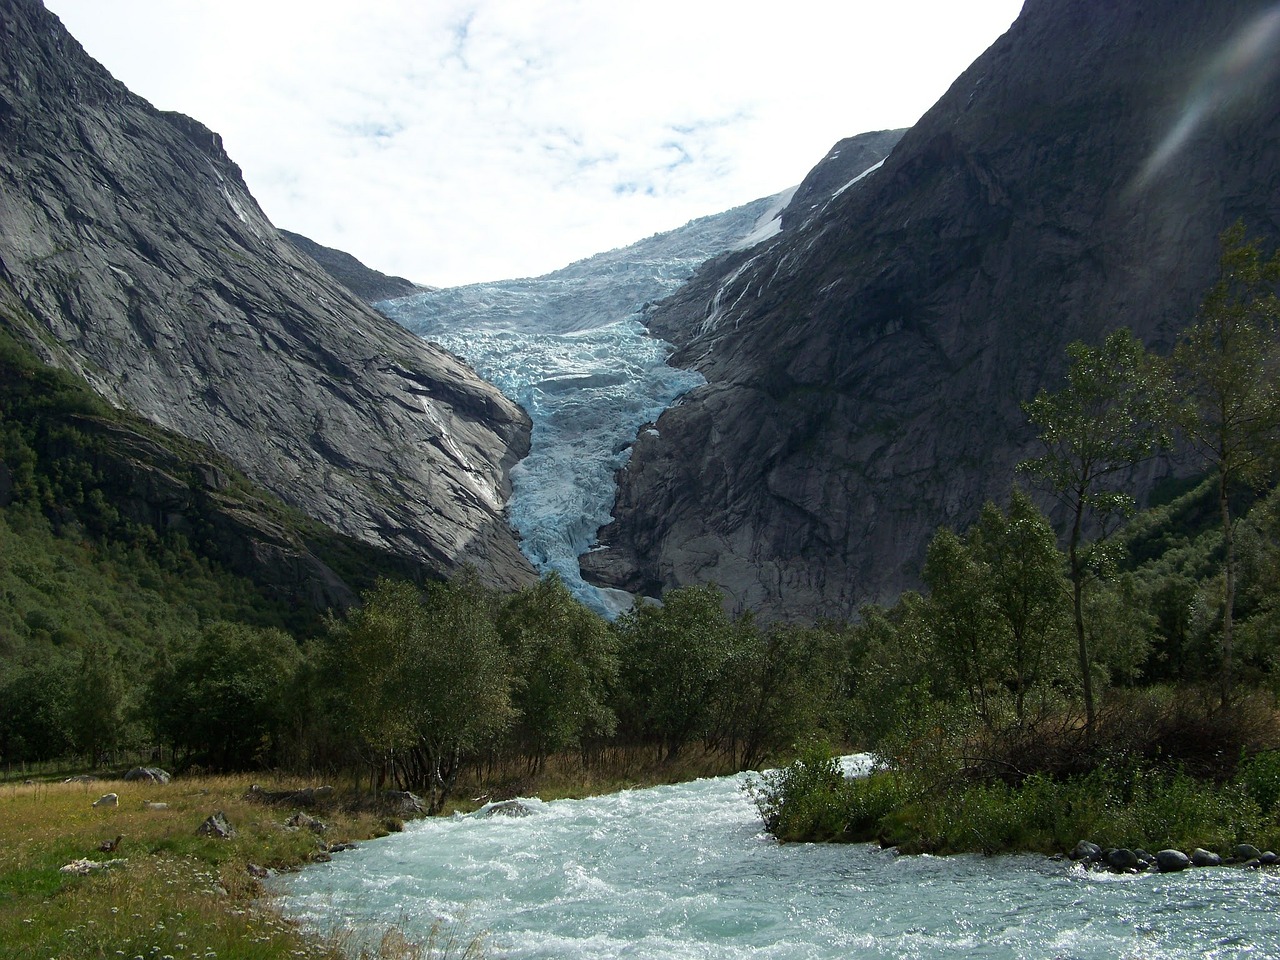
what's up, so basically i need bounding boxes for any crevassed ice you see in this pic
[424,317,701,616]
[377,192,787,615]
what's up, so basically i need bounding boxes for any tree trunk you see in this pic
[1070,498,1095,736]
[1219,466,1236,707]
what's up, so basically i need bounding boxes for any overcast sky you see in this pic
[46,1,1024,287]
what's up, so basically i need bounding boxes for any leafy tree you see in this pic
[968,490,1070,723]
[0,658,74,763]
[922,526,1002,728]
[68,640,128,766]
[922,492,1068,730]
[845,595,939,747]
[146,622,302,770]
[1170,222,1280,701]
[497,572,618,771]
[1083,574,1153,687]
[336,577,514,812]
[1021,328,1168,731]
[614,584,737,762]
[716,621,847,769]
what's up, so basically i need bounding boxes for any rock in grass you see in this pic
[1070,840,1103,863]
[383,790,425,815]
[286,811,327,834]
[124,767,171,784]
[91,793,118,808]
[1155,849,1191,872]
[1191,848,1222,867]
[197,811,236,839]
[60,858,126,875]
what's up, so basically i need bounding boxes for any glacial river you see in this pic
[275,760,1280,959]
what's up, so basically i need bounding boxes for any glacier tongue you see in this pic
[377,191,788,615]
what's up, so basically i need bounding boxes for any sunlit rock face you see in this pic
[0,0,535,589]
[586,0,1280,621]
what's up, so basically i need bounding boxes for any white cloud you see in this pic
[47,0,1023,286]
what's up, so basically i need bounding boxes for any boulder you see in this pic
[1191,848,1222,867]
[473,799,533,819]
[142,801,169,811]
[124,767,171,784]
[245,784,335,808]
[1105,848,1141,873]
[1155,849,1191,873]
[91,793,119,808]
[383,790,426,815]
[286,811,328,834]
[196,811,236,840]
[1069,840,1103,863]
[1234,843,1262,863]
[1261,851,1279,865]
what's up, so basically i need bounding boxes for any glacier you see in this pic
[378,191,789,615]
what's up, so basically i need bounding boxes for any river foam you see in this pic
[276,761,1280,959]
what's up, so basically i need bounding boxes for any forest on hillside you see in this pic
[2,226,1280,845]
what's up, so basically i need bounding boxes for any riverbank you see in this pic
[0,750,743,959]
[752,744,1280,859]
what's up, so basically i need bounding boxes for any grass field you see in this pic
[0,773,409,960]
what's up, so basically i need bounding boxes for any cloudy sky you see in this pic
[47,1,1023,287]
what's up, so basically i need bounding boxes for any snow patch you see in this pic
[832,158,885,199]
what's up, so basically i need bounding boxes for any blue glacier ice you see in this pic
[378,190,793,615]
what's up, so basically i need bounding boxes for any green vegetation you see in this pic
[4,223,1280,959]
[0,773,480,960]
[756,224,1280,856]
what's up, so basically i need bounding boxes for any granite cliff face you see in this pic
[279,230,421,304]
[584,0,1280,620]
[0,0,535,588]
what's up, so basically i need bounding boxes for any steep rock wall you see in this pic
[584,0,1280,619]
[0,0,536,589]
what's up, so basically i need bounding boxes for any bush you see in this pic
[748,742,853,842]
[1238,750,1280,814]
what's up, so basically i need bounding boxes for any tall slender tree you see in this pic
[1171,222,1280,703]
[1020,328,1167,732]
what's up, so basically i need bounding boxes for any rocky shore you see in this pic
[1066,839,1279,873]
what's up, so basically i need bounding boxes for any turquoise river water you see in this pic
[275,759,1280,958]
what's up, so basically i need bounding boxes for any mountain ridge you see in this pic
[0,0,536,590]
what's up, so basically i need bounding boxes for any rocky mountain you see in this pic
[279,229,421,304]
[583,0,1280,620]
[0,0,536,590]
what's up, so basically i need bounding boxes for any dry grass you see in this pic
[0,773,409,960]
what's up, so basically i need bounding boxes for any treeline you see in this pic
[0,571,850,812]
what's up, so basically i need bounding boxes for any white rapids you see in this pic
[275,758,1280,959]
